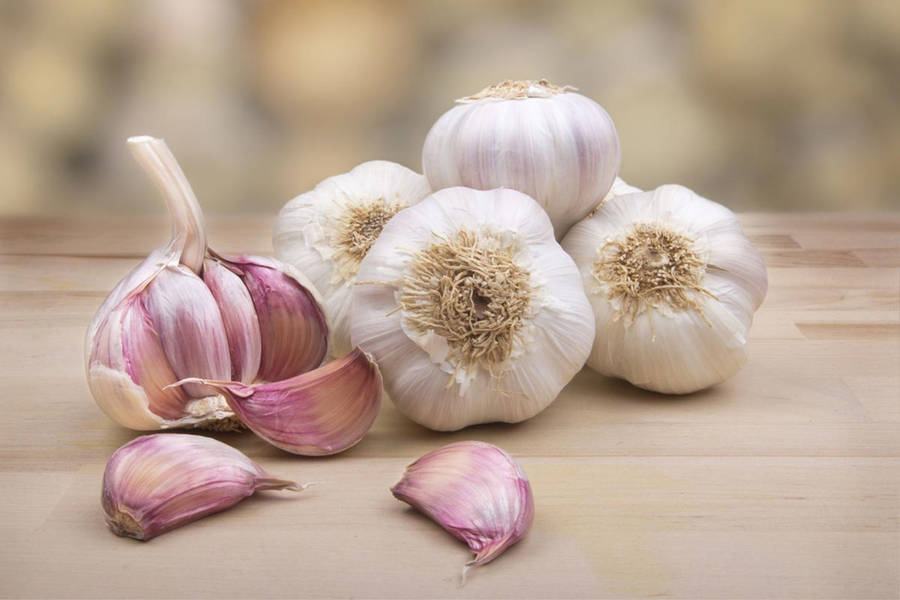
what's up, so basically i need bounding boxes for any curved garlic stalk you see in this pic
[86,136,328,430]
[562,184,768,393]
[174,348,382,456]
[422,79,621,239]
[102,434,306,541]
[391,441,534,582]
[274,161,431,356]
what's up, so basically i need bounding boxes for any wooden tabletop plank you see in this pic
[0,213,897,599]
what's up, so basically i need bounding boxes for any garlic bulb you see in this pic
[274,161,431,355]
[102,434,306,540]
[86,136,328,431]
[175,348,382,456]
[391,441,534,580]
[351,186,595,431]
[562,184,768,393]
[422,79,621,238]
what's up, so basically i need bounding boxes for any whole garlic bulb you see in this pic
[351,186,595,431]
[562,184,768,394]
[274,161,430,355]
[422,79,621,238]
[86,136,328,431]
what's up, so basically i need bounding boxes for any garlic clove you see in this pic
[144,265,232,398]
[391,441,534,579]
[220,255,329,381]
[89,295,193,430]
[102,433,306,541]
[202,258,262,384]
[176,348,381,456]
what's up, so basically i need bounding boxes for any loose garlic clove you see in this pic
[391,441,534,580]
[562,184,768,394]
[351,186,595,431]
[102,434,306,541]
[274,161,431,356]
[86,136,329,430]
[175,348,382,456]
[422,79,621,239]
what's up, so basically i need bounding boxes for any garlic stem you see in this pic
[127,136,207,274]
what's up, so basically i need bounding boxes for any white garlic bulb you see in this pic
[422,79,621,238]
[274,161,431,355]
[562,184,768,394]
[351,186,595,431]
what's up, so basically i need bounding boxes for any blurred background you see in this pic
[0,0,897,217]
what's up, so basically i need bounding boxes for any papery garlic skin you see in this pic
[274,161,431,355]
[562,184,768,394]
[602,177,641,204]
[422,79,620,238]
[86,136,328,431]
[177,348,382,456]
[391,441,534,575]
[102,434,304,541]
[351,186,595,431]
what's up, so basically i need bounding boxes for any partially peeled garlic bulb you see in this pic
[174,348,382,456]
[102,433,306,540]
[391,441,534,580]
[86,136,328,430]
[562,184,768,393]
[274,161,430,355]
[422,79,621,238]
[351,186,595,431]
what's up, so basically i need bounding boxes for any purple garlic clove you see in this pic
[176,348,381,456]
[101,433,306,541]
[391,441,535,580]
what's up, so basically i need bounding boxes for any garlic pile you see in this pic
[391,441,534,581]
[351,186,595,431]
[102,434,306,541]
[562,184,768,393]
[422,79,620,238]
[85,136,329,431]
[174,348,382,456]
[274,161,431,355]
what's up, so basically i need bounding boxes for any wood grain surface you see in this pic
[0,213,897,599]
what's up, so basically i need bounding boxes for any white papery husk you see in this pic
[351,186,595,431]
[562,184,768,394]
[274,161,430,355]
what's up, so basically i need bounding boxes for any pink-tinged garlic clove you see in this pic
[89,294,196,430]
[391,441,534,579]
[144,265,232,398]
[202,258,262,384]
[176,348,381,456]
[101,434,306,541]
[221,255,329,381]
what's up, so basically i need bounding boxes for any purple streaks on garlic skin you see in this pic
[391,441,534,574]
[228,256,329,381]
[101,434,303,541]
[177,348,381,456]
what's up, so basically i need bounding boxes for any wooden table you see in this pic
[1,213,897,599]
